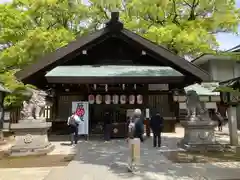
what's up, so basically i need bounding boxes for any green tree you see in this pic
[0,0,239,107]
[88,0,240,57]
[0,0,88,108]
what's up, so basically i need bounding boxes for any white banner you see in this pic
[72,101,89,135]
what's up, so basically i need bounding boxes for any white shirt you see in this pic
[67,114,80,125]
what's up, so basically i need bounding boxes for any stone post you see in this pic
[227,106,239,146]
[237,105,240,129]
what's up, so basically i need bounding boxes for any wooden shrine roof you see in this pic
[15,12,210,82]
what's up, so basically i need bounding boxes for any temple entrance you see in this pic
[89,104,133,138]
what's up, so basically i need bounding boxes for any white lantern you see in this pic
[88,94,95,104]
[96,94,102,104]
[137,95,143,104]
[129,95,135,104]
[113,95,119,104]
[120,95,126,104]
[105,95,111,104]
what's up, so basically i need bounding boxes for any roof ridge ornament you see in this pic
[106,11,123,32]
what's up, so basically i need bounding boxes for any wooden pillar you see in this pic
[227,106,239,146]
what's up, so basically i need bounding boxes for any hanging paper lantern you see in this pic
[120,95,126,104]
[137,95,143,104]
[129,95,135,104]
[113,95,119,104]
[88,94,95,104]
[96,94,102,104]
[105,95,111,104]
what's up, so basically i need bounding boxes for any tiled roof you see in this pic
[184,82,219,96]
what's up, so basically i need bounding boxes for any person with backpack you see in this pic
[132,109,144,142]
[127,109,143,172]
[67,112,80,145]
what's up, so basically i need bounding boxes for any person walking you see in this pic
[67,113,80,145]
[150,112,164,147]
[132,109,144,142]
[216,111,223,131]
[127,109,143,172]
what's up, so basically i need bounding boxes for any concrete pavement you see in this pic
[1,126,240,180]
[44,131,240,180]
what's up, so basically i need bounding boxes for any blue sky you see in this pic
[216,0,240,50]
[1,0,240,51]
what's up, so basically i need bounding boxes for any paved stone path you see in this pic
[44,130,240,180]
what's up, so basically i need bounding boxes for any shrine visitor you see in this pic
[132,109,144,142]
[67,112,80,145]
[103,112,112,141]
[127,109,143,172]
[150,112,164,147]
[215,111,224,131]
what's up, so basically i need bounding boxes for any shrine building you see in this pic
[15,12,210,136]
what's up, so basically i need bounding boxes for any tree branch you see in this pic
[172,0,180,25]
[183,0,199,21]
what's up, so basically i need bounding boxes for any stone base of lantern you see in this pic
[179,120,223,151]
[9,119,54,157]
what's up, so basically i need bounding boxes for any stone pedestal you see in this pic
[9,119,54,156]
[180,120,221,151]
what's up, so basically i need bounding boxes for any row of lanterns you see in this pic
[88,94,143,104]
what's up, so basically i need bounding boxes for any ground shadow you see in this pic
[65,135,213,180]
[61,129,240,180]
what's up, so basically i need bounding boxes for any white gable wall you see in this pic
[209,60,239,81]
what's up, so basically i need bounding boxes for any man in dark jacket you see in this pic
[103,112,111,141]
[150,112,164,147]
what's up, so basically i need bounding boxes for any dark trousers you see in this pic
[69,125,78,144]
[153,131,161,147]
[104,124,111,141]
